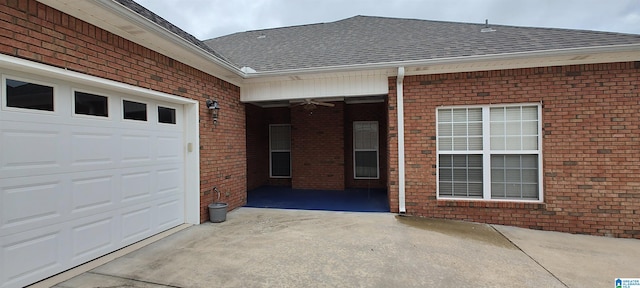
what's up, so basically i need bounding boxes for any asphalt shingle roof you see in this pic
[204,16,640,73]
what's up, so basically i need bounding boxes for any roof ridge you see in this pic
[204,21,335,41]
[214,15,640,39]
[346,15,640,36]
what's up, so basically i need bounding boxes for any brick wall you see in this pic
[247,103,389,191]
[245,104,267,190]
[246,105,292,189]
[345,102,388,189]
[391,62,640,238]
[388,81,400,213]
[291,102,345,190]
[1,0,246,223]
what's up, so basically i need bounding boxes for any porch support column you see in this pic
[396,66,406,213]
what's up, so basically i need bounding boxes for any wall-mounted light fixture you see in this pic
[205,99,220,124]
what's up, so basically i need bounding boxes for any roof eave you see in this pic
[242,43,640,78]
[37,0,246,85]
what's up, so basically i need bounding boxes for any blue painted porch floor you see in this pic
[245,186,389,212]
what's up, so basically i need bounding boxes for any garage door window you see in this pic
[5,78,54,111]
[75,91,108,117]
[158,106,176,124]
[123,99,147,121]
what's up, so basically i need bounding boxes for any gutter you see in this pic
[396,67,406,214]
[241,43,640,78]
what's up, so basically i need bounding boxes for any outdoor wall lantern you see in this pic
[206,99,220,124]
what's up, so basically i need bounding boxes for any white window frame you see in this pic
[72,88,111,120]
[2,75,58,115]
[157,105,178,125]
[436,103,543,202]
[353,121,380,179]
[269,124,291,178]
[121,97,149,122]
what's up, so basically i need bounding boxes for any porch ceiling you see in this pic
[248,95,386,108]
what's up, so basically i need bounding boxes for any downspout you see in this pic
[396,67,406,214]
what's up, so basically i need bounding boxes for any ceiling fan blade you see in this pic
[313,102,335,107]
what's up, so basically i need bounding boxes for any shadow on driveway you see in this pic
[54,208,640,288]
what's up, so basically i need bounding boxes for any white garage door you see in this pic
[0,73,186,288]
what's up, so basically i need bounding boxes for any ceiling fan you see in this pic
[291,99,335,111]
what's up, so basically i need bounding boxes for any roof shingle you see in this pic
[204,16,640,73]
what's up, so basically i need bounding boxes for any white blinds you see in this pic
[354,122,379,178]
[490,106,538,151]
[354,122,378,150]
[270,125,291,151]
[438,108,483,151]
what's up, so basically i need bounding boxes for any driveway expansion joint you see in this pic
[87,272,183,288]
[490,225,569,288]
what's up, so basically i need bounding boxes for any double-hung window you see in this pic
[354,121,379,179]
[437,104,542,201]
[270,124,291,178]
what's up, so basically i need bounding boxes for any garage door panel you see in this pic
[70,131,117,167]
[157,167,182,196]
[121,134,152,163]
[155,197,183,230]
[70,175,115,213]
[0,179,66,236]
[121,171,152,203]
[1,226,64,288]
[1,125,65,173]
[70,216,115,263]
[157,135,182,161]
[120,205,153,244]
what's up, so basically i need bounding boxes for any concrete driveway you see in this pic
[52,208,639,288]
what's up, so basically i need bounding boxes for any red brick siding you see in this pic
[390,62,640,238]
[247,103,389,191]
[245,105,292,189]
[345,102,388,189]
[1,0,246,223]
[388,80,400,213]
[291,102,345,190]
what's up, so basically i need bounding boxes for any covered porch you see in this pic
[245,186,389,212]
[245,95,391,211]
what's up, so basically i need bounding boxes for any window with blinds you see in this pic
[437,104,541,201]
[354,121,379,179]
[269,124,291,178]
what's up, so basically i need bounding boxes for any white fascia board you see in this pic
[243,43,640,79]
[37,0,244,86]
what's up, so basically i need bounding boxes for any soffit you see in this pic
[36,0,243,86]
